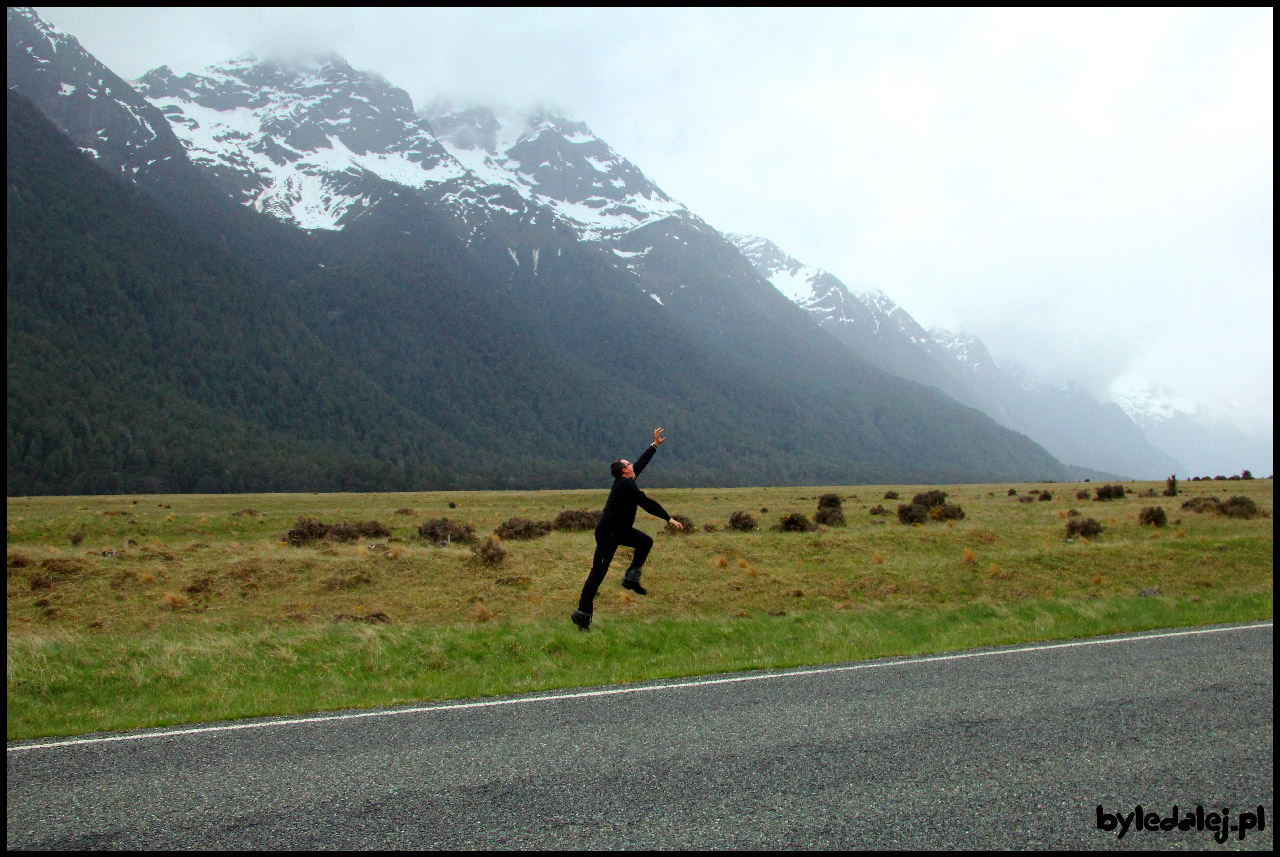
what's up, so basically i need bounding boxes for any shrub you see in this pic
[286,518,389,546]
[868,504,890,516]
[495,517,552,540]
[553,510,599,532]
[470,538,506,567]
[897,503,929,525]
[1164,475,1178,497]
[285,517,331,546]
[1181,496,1222,514]
[1220,496,1261,519]
[817,493,843,510]
[883,491,900,500]
[418,518,476,544]
[1038,492,1053,502]
[728,511,758,532]
[1066,517,1103,538]
[779,512,814,532]
[327,521,392,542]
[814,506,846,526]
[1008,488,1018,496]
[1094,484,1126,501]
[912,490,948,508]
[1076,490,1091,500]
[929,504,966,521]
[1138,507,1167,527]
[666,514,695,533]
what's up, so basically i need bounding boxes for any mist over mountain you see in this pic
[16,6,1238,494]
[725,233,1270,480]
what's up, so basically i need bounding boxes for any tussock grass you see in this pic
[7,480,1273,740]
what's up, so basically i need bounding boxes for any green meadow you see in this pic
[6,478,1272,741]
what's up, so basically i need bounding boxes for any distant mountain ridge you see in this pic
[9,7,1124,493]
[728,233,1189,479]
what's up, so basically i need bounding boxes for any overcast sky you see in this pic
[33,7,1274,436]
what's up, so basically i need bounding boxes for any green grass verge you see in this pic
[8,589,1271,741]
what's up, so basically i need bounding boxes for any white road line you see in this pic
[9,621,1271,754]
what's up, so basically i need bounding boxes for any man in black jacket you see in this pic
[572,428,683,631]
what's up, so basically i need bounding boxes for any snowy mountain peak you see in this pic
[422,103,688,241]
[7,7,184,176]
[132,54,466,229]
[1110,377,1199,426]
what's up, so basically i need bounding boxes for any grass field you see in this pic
[6,478,1273,741]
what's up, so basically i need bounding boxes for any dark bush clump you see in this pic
[1163,475,1178,497]
[285,518,331,546]
[470,538,506,567]
[817,493,843,510]
[814,506,846,526]
[1008,488,1019,496]
[1038,492,1053,502]
[779,512,814,532]
[553,510,600,532]
[1066,517,1103,538]
[1138,507,1167,527]
[1094,484,1126,501]
[495,517,553,540]
[929,504,966,521]
[1181,496,1222,514]
[1220,495,1261,519]
[1076,490,1091,500]
[728,511,758,532]
[897,503,929,525]
[868,504,890,516]
[287,518,387,546]
[418,518,476,544]
[912,490,948,508]
[328,520,392,542]
[666,514,695,533]
[883,491,900,500]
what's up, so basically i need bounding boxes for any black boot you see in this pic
[571,610,592,631]
[621,567,647,595]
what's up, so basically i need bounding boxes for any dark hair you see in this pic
[610,459,626,479]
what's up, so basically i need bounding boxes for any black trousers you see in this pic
[577,528,653,613]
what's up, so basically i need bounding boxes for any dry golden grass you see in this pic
[5,479,1273,639]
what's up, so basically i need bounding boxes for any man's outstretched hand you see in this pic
[654,427,667,446]
[668,517,684,529]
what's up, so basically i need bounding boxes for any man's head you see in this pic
[610,459,635,480]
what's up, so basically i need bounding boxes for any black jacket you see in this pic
[596,444,671,539]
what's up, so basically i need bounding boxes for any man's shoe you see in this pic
[621,570,648,596]
[571,610,592,631]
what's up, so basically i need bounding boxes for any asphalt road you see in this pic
[7,622,1273,850]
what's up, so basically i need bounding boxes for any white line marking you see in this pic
[8,621,1271,754]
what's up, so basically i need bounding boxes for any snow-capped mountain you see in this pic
[425,105,690,243]
[134,56,467,230]
[728,233,1006,414]
[5,6,186,180]
[1111,380,1272,477]
[731,232,1190,478]
[1111,379,1200,427]
[13,6,1176,489]
[129,56,692,250]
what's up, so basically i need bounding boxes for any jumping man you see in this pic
[571,427,683,631]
